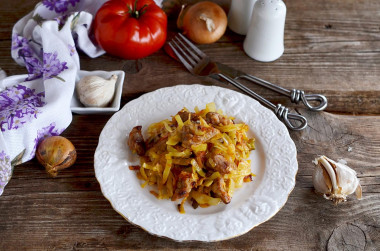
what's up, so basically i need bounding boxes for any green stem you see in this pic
[127,0,148,19]
[134,0,138,14]
[139,4,149,16]
[53,75,66,82]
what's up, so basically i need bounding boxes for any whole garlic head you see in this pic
[76,74,117,107]
[313,155,362,204]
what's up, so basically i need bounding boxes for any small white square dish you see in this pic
[71,70,125,114]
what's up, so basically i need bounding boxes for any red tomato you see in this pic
[93,0,167,59]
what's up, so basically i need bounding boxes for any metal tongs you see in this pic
[166,33,328,131]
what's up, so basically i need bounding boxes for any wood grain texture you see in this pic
[0,0,379,250]
[1,112,379,250]
[1,0,379,114]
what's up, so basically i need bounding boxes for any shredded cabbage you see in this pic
[127,102,255,213]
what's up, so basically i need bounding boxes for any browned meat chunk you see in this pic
[145,135,168,154]
[144,125,170,151]
[129,165,141,170]
[177,110,191,122]
[205,112,233,126]
[211,178,231,204]
[209,153,236,174]
[175,109,199,124]
[172,171,197,201]
[128,126,146,156]
[181,124,219,148]
[195,151,207,168]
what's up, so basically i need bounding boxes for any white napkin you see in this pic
[0,0,162,196]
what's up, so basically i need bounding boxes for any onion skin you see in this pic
[176,4,188,30]
[36,136,77,177]
[180,1,227,44]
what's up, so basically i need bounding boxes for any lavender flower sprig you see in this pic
[42,0,81,14]
[0,85,45,132]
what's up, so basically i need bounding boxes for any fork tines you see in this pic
[168,33,207,72]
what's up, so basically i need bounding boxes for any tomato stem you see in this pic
[134,0,138,15]
[127,0,148,19]
[140,4,149,15]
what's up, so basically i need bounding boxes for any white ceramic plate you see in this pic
[70,70,125,114]
[94,85,298,242]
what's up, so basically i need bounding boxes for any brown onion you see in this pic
[177,1,227,44]
[36,136,77,177]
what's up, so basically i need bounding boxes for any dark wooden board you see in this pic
[1,0,379,114]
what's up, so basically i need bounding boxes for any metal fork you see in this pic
[168,33,308,131]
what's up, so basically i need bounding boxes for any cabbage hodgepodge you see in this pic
[127,103,255,213]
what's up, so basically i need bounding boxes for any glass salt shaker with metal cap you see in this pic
[227,0,257,35]
[243,0,287,62]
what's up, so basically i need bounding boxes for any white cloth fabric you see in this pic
[0,0,162,195]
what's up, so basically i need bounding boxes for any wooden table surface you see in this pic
[1,0,379,250]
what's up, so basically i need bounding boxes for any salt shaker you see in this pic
[228,0,257,35]
[243,0,287,62]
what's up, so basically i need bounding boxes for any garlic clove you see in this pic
[76,74,117,107]
[319,157,339,193]
[334,159,360,195]
[313,155,362,204]
[312,163,331,194]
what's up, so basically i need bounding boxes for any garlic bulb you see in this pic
[313,155,362,204]
[76,75,117,107]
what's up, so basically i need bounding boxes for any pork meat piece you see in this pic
[205,112,233,126]
[181,124,219,148]
[211,178,231,204]
[172,171,197,201]
[128,126,146,156]
[209,153,236,174]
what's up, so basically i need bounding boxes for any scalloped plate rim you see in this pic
[94,84,298,242]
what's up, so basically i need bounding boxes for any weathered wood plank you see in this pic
[1,109,379,250]
[0,0,379,114]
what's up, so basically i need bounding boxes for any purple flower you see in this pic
[68,44,76,56]
[0,85,45,132]
[25,57,43,81]
[42,0,80,14]
[22,51,68,82]
[68,0,80,6]
[43,52,68,80]
[18,48,33,58]
[0,151,7,160]
[12,31,67,82]
[30,122,63,158]
[12,34,33,58]
[11,34,28,50]
[42,0,68,13]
